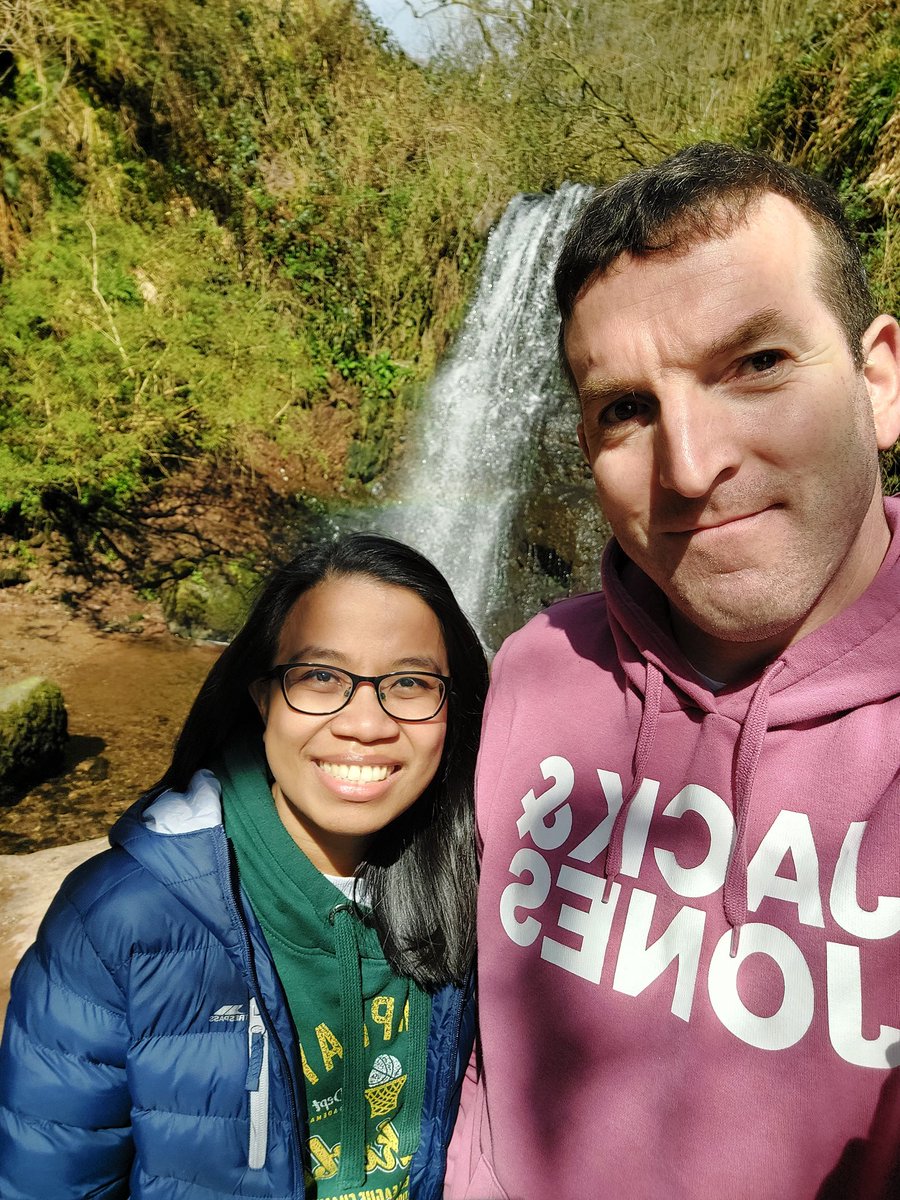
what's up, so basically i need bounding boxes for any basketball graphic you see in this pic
[368,1054,402,1087]
[365,1054,406,1116]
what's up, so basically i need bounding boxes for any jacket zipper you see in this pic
[246,995,270,1169]
[217,835,304,1191]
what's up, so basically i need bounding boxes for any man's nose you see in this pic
[328,681,398,739]
[655,390,739,497]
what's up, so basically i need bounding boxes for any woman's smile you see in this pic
[315,760,397,783]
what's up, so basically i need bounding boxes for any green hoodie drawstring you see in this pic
[330,901,431,1184]
[398,982,430,1160]
[330,903,367,1189]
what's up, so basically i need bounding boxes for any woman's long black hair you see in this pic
[153,532,489,991]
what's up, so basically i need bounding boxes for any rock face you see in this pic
[0,677,68,798]
[483,396,612,647]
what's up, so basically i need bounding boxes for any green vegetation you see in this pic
[0,0,495,534]
[159,557,264,640]
[0,0,896,556]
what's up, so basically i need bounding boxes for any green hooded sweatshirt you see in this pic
[219,743,432,1200]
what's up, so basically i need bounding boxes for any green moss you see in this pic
[160,559,263,640]
[0,677,68,793]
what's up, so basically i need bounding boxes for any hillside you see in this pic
[0,0,896,598]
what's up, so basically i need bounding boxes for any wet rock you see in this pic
[0,678,68,798]
[159,558,263,641]
[0,836,107,1020]
[472,198,506,238]
[482,397,611,647]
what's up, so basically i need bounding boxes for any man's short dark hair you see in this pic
[555,141,877,377]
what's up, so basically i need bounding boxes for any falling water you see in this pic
[387,184,591,639]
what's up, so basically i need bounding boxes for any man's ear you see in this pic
[249,680,270,725]
[862,314,900,450]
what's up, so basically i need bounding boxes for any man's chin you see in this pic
[668,591,810,649]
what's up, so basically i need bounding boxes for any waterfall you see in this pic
[387,183,591,640]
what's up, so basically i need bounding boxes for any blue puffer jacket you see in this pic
[0,778,476,1199]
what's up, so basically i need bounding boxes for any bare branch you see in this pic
[85,220,136,380]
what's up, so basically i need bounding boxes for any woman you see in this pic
[0,533,488,1200]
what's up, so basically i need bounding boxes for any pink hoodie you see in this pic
[447,498,900,1200]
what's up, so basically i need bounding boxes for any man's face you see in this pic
[566,193,899,676]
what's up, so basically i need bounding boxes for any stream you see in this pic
[0,589,220,852]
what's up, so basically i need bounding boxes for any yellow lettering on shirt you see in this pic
[316,1022,344,1072]
[364,1119,413,1173]
[299,1041,319,1085]
[371,996,395,1041]
[310,1134,340,1180]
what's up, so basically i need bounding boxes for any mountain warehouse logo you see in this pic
[210,1004,247,1022]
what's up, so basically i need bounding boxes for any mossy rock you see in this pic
[160,559,262,641]
[0,677,68,796]
[0,566,27,587]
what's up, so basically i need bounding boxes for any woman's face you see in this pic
[252,573,450,876]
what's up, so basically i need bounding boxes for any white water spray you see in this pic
[387,184,591,635]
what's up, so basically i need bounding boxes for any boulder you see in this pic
[482,396,611,648]
[0,563,28,588]
[0,837,107,1023]
[0,677,68,797]
[159,558,262,641]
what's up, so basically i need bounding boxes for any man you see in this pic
[445,143,900,1200]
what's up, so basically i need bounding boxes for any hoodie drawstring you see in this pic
[723,659,786,955]
[329,903,431,1185]
[603,661,663,900]
[330,903,367,1189]
[603,657,787,957]
[398,983,431,1160]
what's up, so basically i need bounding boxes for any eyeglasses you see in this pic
[258,663,451,722]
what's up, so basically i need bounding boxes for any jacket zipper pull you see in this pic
[246,996,270,1170]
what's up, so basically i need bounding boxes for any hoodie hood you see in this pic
[603,497,900,724]
[109,772,242,950]
[598,496,900,950]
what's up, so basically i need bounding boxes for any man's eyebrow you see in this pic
[578,308,803,407]
[578,375,637,409]
[700,308,789,361]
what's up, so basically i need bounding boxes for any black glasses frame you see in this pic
[258,662,452,722]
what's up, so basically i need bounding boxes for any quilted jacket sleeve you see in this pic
[0,872,133,1199]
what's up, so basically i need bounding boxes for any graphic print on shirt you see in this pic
[301,996,414,1200]
[497,755,900,1069]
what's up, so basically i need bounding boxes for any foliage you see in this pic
[159,557,263,640]
[427,0,822,186]
[0,0,494,533]
[0,209,324,522]
[0,0,896,541]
